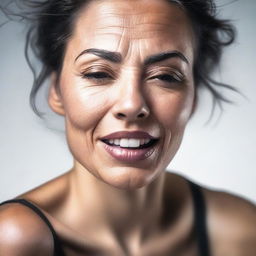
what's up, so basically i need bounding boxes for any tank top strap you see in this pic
[0,199,66,256]
[188,181,211,256]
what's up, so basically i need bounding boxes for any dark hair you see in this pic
[1,0,238,118]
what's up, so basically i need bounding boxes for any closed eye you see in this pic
[82,72,112,80]
[150,74,183,84]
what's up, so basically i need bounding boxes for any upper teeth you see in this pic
[107,138,151,148]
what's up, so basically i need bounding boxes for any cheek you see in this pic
[151,87,194,130]
[61,81,111,131]
[147,86,194,160]
[60,83,112,174]
[151,88,194,168]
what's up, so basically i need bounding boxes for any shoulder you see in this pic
[0,202,54,256]
[203,187,256,256]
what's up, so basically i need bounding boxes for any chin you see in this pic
[100,166,159,190]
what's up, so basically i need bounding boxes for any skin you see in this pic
[0,0,255,255]
[54,0,195,191]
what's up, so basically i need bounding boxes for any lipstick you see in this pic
[100,131,159,162]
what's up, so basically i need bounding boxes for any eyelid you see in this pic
[145,67,185,80]
[80,64,116,78]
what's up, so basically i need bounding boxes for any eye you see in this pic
[81,72,113,81]
[150,73,183,84]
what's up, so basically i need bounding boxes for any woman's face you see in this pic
[51,0,195,189]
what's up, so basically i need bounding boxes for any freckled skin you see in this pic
[59,0,195,189]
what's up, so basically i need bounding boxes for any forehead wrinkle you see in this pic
[92,15,186,41]
[84,0,189,30]
[92,0,186,18]
[70,0,195,65]
[92,12,185,31]
[93,19,191,52]
[75,0,194,39]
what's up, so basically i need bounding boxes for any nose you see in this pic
[112,79,150,122]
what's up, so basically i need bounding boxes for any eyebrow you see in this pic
[75,48,189,65]
[75,48,122,63]
[144,51,189,65]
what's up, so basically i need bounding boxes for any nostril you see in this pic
[137,113,145,118]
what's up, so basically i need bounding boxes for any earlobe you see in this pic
[48,73,65,116]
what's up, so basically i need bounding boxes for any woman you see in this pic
[0,0,255,255]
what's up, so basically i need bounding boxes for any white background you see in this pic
[0,0,255,203]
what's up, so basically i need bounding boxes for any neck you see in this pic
[68,160,166,242]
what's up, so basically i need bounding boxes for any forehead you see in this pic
[67,0,195,63]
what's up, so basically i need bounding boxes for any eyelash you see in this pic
[80,71,184,86]
[149,73,183,84]
[81,71,113,82]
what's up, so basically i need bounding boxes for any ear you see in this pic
[48,73,66,116]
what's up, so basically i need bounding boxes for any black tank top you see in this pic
[0,181,210,256]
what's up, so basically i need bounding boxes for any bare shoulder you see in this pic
[17,171,70,213]
[203,187,256,256]
[0,202,54,256]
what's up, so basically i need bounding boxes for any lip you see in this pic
[100,131,159,162]
[100,131,158,140]
[102,142,157,162]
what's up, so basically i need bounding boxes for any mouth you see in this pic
[100,131,160,162]
[101,138,158,149]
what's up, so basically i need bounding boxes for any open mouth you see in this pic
[101,138,159,149]
[100,131,160,161]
